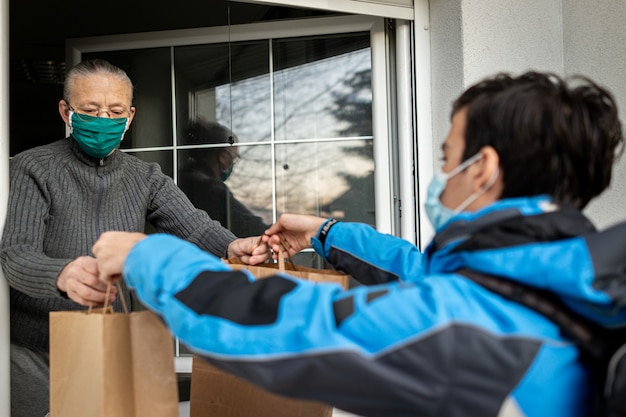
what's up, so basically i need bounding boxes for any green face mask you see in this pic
[221,164,234,181]
[70,111,128,159]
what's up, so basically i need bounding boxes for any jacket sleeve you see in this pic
[311,221,427,285]
[122,234,494,417]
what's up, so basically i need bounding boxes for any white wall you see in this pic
[461,0,564,84]
[427,0,626,232]
[563,0,626,229]
[428,0,463,166]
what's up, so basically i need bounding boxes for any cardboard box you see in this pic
[190,358,332,417]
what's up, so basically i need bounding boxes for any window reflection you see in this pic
[273,35,372,141]
[88,33,374,235]
[175,42,271,144]
[173,33,374,232]
[125,150,173,178]
[275,141,374,226]
[177,121,271,237]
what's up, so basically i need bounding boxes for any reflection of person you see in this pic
[178,120,269,237]
[93,72,625,417]
[0,59,269,417]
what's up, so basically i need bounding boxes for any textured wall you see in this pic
[429,0,464,164]
[563,0,626,228]
[428,0,563,170]
[461,0,564,85]
[427,0,626,229]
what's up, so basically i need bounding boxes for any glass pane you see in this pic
[84,48,173,149]
[174,41,271,144]
[275,140,375,226]
[178,144,273,237]
[273,34,372,141]
[125,149,173,178]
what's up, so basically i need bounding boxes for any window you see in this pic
[69,13,394,369]
[71,15,393,233]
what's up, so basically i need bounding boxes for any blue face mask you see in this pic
[425,152,490,231]
[70,111,128,159]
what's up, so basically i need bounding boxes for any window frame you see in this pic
[231,0,415,20]
[67,15,394,234]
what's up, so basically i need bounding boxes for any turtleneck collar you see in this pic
[67,136,124,169]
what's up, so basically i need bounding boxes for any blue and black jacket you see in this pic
[122,196,626,417]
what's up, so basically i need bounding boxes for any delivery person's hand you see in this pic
[92,231,147,284]
[262,213,328,259]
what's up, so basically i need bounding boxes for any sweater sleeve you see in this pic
[143,163,238,257]
[0,153,73,297]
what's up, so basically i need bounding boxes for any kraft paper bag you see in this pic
[190,253,347,417]
[190,358,333,417]
[225,250,349,289]
[49,306,179,417]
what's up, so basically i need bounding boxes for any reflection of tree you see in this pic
[321,172,375,224]
[323,68,376,226]
[209,44,375,224]
[328,68,373,140]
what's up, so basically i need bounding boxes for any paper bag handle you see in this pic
[88,281,128,314]
[230,235,300,271]
[278,250,286,271]
[277,235,299,272]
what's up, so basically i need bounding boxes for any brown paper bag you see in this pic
[190,358,333,417]
[226,250,350,289]
[49,306,179,417]
[189,254,347,417]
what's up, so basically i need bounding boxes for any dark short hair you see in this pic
[453,71,624,209]
[181,120,238,170]
[184,120,237,146]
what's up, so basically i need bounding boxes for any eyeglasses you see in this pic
[67,102,130,123]
[226,151,240,166]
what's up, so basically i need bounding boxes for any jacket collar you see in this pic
[425,196,626,325]
[427,196,584,254]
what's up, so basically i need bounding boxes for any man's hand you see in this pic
[92,231,147,284]
[227,236,271,265]
[56,256,117,306]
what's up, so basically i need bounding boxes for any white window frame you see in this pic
[0,0,10,413]
[231,0,415,20]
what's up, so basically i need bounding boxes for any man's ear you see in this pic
[473,146,500,192]
[217,149,231,170]
[127,107,136,127]
[58,100,70,125]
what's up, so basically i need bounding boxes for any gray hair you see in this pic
[63,59,134,103]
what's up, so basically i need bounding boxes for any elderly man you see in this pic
[0,59,269,417]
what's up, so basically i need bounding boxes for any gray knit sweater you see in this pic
[0,137,237,352]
